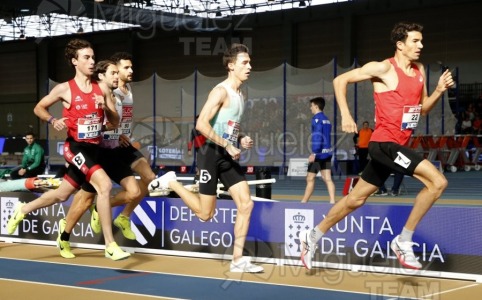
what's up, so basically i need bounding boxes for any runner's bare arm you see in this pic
[196,86,229,147]
[33,82,70,131]
[333,60,390,133]
[100,83,120,128]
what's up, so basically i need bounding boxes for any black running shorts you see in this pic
[63,138,103,190]
[196,143,245,196]
[361,141,423,187]
[81,147,136,193]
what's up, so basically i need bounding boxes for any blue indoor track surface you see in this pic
[0,257,415,300]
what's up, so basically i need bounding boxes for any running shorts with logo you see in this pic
[361,141,423,188]
[197,143,245,196]
[62,138,103,189]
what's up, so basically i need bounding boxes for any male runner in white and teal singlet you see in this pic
[149,43,263,273]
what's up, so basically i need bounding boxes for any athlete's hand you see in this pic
[436,69,455,93]
[104,121,118,131]
[226,144,241,160]
[52,117,67,131]
[341,115,358,133]
[240,136,253,150]
[93,93,105,109]
[119,134,131,147]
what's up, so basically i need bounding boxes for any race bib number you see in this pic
[77,117,101,139]
[72,152,86,169]
[401,105,421,130]
[199,169,212,183]
[120,118,133,135]
[122,105,133,136]
[103,128,121,140]
[222,120,240,145]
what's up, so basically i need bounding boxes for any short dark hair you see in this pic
[310,97,326,111]
[93,60,116,81]
[110,52,133,64]
[390,22,423,49]
[223,43,249,70]
[64,39,93,68]
[25,131,35,138]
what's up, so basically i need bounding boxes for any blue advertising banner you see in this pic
[1,192,481,281]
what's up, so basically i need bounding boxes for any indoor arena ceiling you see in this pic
[0,0,347,42]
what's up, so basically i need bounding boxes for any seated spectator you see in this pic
[461,114,472,134]
[465,103,476,121]
[471,113,481,135]
[9,132,46,180]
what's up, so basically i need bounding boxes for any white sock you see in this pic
[399,227,414,242]
[310,227,324,243]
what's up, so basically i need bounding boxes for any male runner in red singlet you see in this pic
[300,22,454,270]
[54,59,140,259]
[60,52,158,247]
[7,39,130,260]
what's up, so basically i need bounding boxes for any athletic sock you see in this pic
[310,227,324,243]
[60,231,71,242]
[399,227,414,243]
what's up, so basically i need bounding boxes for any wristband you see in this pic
[47,116,56,124]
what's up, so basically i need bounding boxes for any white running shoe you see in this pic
[390,235,422,270]
[230,257,264,273]
[148,171,177,193]
[300,229,318,270]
